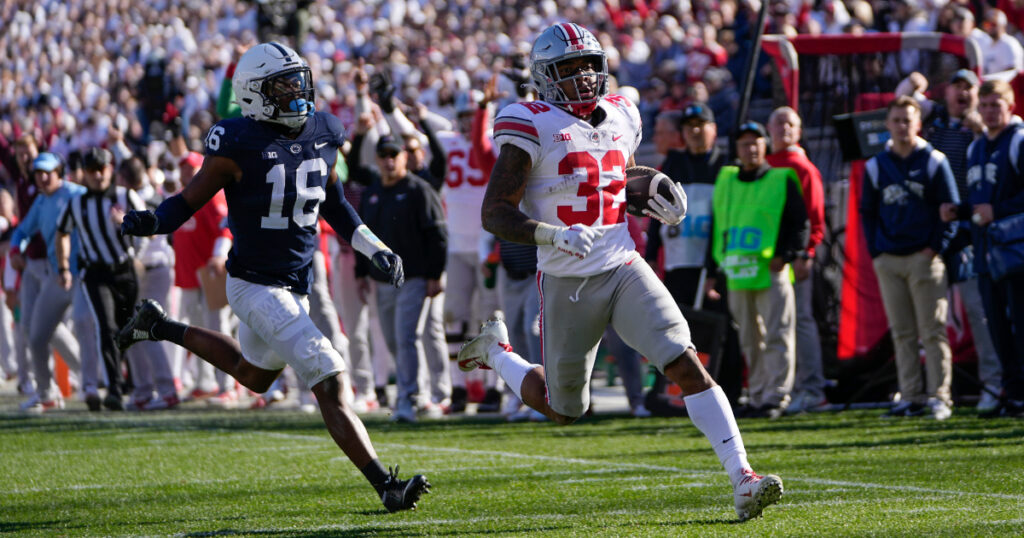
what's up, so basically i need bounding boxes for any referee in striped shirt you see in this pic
[55,147,147,410]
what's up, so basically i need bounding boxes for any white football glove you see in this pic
[643,180,687,226]
[535,223,597,260]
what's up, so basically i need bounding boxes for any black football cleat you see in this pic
[380,465,430,512]
[116,299,167,351]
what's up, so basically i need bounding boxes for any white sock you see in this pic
[487,341,537,402]
[684,385,752,487]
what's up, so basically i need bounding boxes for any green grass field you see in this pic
[3,405,1023,537]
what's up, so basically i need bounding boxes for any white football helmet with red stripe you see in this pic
[529,23,608,117]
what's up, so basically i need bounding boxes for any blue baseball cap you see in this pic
[32,152,63,172]
[683,103,715,123]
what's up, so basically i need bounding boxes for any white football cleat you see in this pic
[734,470,783,521]
[456,319,510,372]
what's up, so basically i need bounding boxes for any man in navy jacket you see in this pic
[861,96,959,420]
[955,80,1024,418]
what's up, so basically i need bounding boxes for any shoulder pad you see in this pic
[204,118,251,156]
[318,111,346,141]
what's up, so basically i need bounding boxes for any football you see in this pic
[624,166,676,217]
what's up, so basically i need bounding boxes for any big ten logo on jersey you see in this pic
[556,149,626,227]
[667,215,710,239]
[725,226,762,251]
[445,149,486,188]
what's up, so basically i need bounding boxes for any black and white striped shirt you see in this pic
[59,186,146,267]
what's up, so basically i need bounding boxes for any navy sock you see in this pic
[151,319,188,346]
[361,459,390,495]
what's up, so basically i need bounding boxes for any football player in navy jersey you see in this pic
[117,42,429,512]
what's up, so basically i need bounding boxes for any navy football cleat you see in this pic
[116,299,167,351]
[380,466,430,512]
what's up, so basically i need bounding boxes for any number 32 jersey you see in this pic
[205,112,352,294]
[493,95,642,277]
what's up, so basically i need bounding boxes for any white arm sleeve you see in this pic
[351,224,390,259]
[384,108,428,147]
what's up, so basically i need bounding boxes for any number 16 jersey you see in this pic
[204,112,350,294]
[493,95,642,277]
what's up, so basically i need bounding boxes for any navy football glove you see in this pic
[372,251,404,287]
[121,210,159,236]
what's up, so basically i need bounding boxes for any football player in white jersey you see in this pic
[459,22,783,521]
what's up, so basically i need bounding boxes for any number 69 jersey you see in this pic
[493,95,642,277]
[204,111,350,294]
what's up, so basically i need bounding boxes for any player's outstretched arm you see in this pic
[122,156,239,236]
[322,168,405,287]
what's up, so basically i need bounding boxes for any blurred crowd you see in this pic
[9,0,1024,178]
[3,0,1024,419]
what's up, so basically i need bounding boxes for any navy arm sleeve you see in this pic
[154,194,198,234]
[320,179,363,244]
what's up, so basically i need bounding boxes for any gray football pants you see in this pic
[377,277,431,406]
[125,265,176,400]
[23,259,80,402]
[0,293,15,379]
[419,289,451,404]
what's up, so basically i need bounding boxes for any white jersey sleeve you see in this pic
[508,98,643,277]
[493,103,543,165]
[603,93,643,156]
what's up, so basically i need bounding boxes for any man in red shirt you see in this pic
[766,106,827,414]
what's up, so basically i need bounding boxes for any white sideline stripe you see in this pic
[374,442,717,477]
[370,441,1024,502]
[628,483,718,491]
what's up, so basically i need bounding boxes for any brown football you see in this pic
[624,166,675,217]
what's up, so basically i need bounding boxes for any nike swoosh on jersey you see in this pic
[612,134,623,141]
[315,141,328,149]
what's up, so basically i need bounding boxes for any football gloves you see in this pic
[643,181,687,226]
[121,210,160,236]
[552,224,597,260]
[372,250,405,287]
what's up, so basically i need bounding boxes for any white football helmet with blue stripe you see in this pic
[232,42,315,130]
